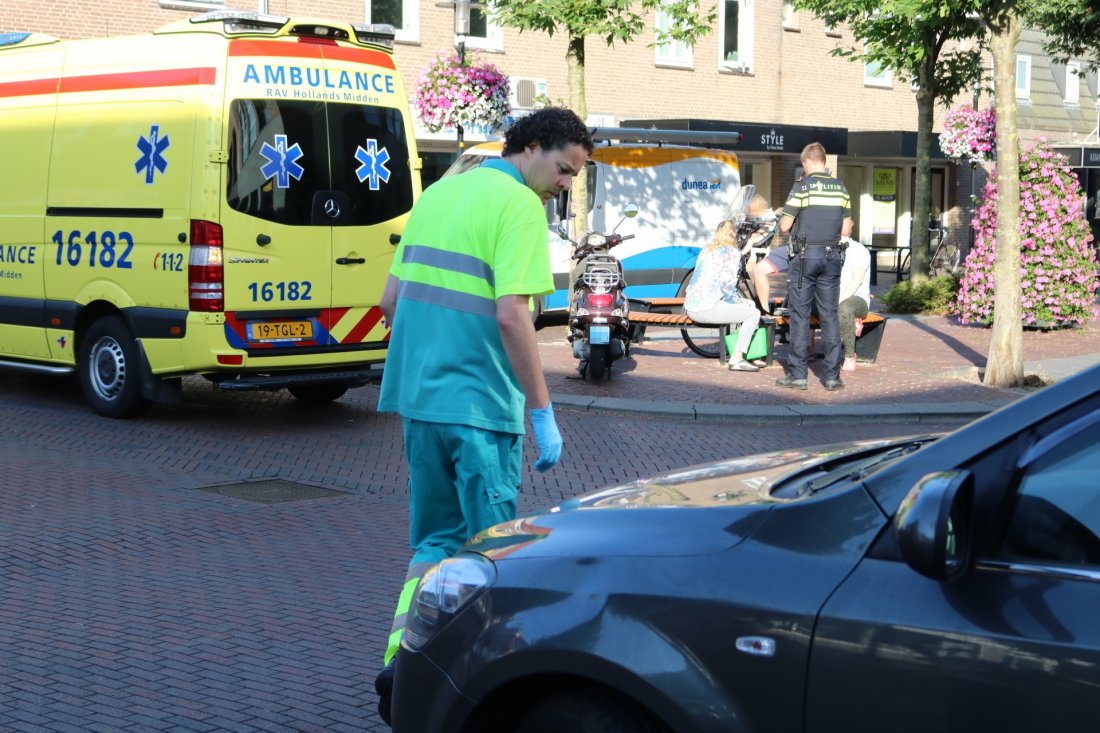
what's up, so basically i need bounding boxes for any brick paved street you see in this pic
[0,371,958,732]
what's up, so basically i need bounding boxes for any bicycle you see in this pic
[899,226,963,279]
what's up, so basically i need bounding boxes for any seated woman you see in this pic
[683,218,763,372]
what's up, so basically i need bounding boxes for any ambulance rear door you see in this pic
[321,44,415,334]
[221,44,333,344]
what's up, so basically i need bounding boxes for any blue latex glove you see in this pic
[528,403,562,472]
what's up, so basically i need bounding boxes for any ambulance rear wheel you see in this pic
[79,316,151,419]
[288,383,348,404]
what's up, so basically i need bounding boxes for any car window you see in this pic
[998,428,1100,567]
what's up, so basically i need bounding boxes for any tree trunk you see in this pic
[566,33,589,238]
[983,13,1024,387]
[911,73,935,283]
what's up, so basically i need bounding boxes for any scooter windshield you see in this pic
[721,183,756,228]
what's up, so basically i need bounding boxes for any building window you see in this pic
[1016,54,1032,99]
[864,60,892,88]
[1066,60,1081,105]
[720,0,754,72]
[655,9,693,68]
[462,4,503,51]
[367,0,419,42]
[782,0,798,29]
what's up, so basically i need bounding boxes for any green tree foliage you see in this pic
[794,0,985,284]
[489,0,716,234]
[798,0,1100,387]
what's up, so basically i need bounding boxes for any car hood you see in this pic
[469,437,929,560]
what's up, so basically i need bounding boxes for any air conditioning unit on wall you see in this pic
[509,77,548,110]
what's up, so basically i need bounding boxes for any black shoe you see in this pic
[776,376,808,390]
[824,378,846,391]
[375,660,395,726]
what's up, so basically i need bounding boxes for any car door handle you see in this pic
[336,257,366,265]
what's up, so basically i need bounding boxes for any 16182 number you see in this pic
[52,230,134,269]
[247,281,313,302]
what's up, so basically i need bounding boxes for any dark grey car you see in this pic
[392,363,1100,733]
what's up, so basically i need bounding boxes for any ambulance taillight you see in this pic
[189,220,224,312]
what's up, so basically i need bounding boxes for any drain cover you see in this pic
[201,479,346,504]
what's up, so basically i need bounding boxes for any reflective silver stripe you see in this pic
[398,280,496,318]
[402,244,495,288]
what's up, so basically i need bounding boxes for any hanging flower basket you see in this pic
[939,106,996,165]
[414,51,511,133]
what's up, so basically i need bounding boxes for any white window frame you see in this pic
[460,4,504,53]
[365,0,419,43]
[864,59,892,88]
[654,8,694,68]
[719,0,754,73]
[1066,60,1081,105]
[1016,54,1032,99]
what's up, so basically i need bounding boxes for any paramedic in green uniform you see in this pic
[373,107,593,724]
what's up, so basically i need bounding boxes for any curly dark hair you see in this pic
[501,107,594,156]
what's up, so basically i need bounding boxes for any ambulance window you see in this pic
[329,104,414,226]
[227,100,329,226]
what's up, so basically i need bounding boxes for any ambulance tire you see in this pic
[288,384,348,404]
[79,316,151,419]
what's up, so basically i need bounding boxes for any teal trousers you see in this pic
[403,417,522,565]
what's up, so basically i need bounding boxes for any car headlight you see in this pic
[403,554,496,652]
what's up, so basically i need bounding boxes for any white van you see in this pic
[443,128,742,311]
[0,11,420,417]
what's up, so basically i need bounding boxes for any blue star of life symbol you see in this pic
[355,139,391,191]
[259,134,306,189]
[135,125,170,184]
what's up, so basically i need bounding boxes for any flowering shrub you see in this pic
[956,140,1099,327]
[939,106,996,164]
[414,51,510,133]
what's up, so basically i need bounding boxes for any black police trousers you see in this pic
[787,247,844,381]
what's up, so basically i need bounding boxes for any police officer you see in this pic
[775,142,853,391]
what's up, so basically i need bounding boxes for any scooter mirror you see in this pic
[623,203,639,219]
[556,225,570,240]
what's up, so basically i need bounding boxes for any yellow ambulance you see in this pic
[0,11,420,417]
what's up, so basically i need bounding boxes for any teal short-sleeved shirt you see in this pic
[377,159,552,434]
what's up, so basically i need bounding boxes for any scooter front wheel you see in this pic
[587,344,609,380]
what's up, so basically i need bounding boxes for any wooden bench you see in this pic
[769,310,888,364]
[629,297,888,365]
[627,298,777,366]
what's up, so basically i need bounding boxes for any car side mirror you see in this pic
[894,470,974,581]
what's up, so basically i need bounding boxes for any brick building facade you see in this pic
[1,0,994,255]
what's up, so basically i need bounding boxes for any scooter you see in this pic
[564,203,639,380]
